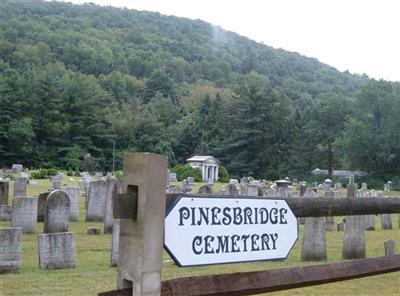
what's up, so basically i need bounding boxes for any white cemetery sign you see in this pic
[165,196,298,266]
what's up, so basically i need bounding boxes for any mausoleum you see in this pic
[186,156,219,182]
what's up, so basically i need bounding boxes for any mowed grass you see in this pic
[0,179,399,295]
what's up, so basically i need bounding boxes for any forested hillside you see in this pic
[1,0,400,181]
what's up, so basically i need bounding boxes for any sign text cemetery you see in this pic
[165,196,298,266]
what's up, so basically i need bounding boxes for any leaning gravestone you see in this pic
[198,184,213,194]
[0,227,22,274]
[324,189,336,231]
[0,181,9,205]
[12,197,37,233]
[111,219,120,267]
[227,183,239,195]
[301,188,327,261]
[38,232,76,269]
[86,180,107,221]
[37,191,51,222]
[342,184,366,259]
[61,187,80,221]
[0,205,12,221]
[104,178,120,234]
[44,190,70,233]
[14,177,27,197]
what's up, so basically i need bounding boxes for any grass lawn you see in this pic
[0,179,399,295]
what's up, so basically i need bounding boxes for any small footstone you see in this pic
[0,227,22,274]
[87,227,101,235]
[384,239,396,256]
[38,232,76,269]
[0,205,12,221]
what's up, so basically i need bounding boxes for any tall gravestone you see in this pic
[364,191,376,231]
[12,197,38,233]
[86,180,107,221]
[14,177,27,197]
[342,184,366,259]
[301,188,327,261]
[0,181,9,205]
[104,178,120,234]
[61,187,80,221]
[379,191,393,229]
[44,190,70,233]
[38,232,76,269]
[324,189,336,231]
[37,191,51,222]
[111,219,120,267]
[0,227,22,273]
[0,205,12,221]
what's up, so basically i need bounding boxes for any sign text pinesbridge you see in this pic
[165,197,298,266]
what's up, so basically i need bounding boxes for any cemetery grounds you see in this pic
[0,178,399,296]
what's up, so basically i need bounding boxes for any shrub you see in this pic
[218,165,230,183]
[67,169,74,176]
[47,168,58,176]
[171,164,202,182]
[115,170,123,180]
[30,171,43,179]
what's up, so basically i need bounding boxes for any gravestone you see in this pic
[364,191,375,231]
[14,177,27,197]
[198,184,213,194]
[52,175,62,190]
[0,227,22,273]
[334,182,342,189]
[247,184,259,196]
[342,184,366,259]
[169,173,177,183]
[37,191,51,222]
[229,179,239,186]
[301,189,327,261]
[227,183,239,195]
[38,232,76,269]
[384,239,396,256]
[11,164,23,174]
[111,219,120,267]
[0,205,12,221]
[377,191,393,230]
[87,227,101,235]
[61,187,80,221]
[12,197,37,233]
[95,172,103,179]
[361,183,368,190]
[86,180,107,221]
[187,176,195,185]
[182,180,191,193]
[324,190,336,231]
[104,178,120,234]
[44,190,70,233]
[337,222,345,231]
[323,179,332,191]
[0,181,9,205]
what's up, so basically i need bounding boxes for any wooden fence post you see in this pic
[117,153,167,296]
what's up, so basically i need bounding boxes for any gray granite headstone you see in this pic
[0,227,22,274]
[37,191,51,222]
[342,184,365,259]
[198,184,213,194]
[229,179,239,186]
[38,232,76,269]
[11,164,23,174]
[364,191,375,231]
[111,219,120,267]
[0,205,12,221]
[384,239,396,256]
[169,173,177,182]
[52,176,61,190]
[14,177,27,197]
[12,197,37,233]
[61,187,80,221]
[44,190,70,233]
[187,176,195,185]
[104,178,120,234]
[376,191,393,229]
[227,183,239,195]
[0,181,9,205]
[86,180,107,221]
[301,189,327,261]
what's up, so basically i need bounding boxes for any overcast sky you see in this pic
[66,0,400,82]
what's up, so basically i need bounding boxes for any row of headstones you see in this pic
[300,187,398,261]
[0,190,75,273]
